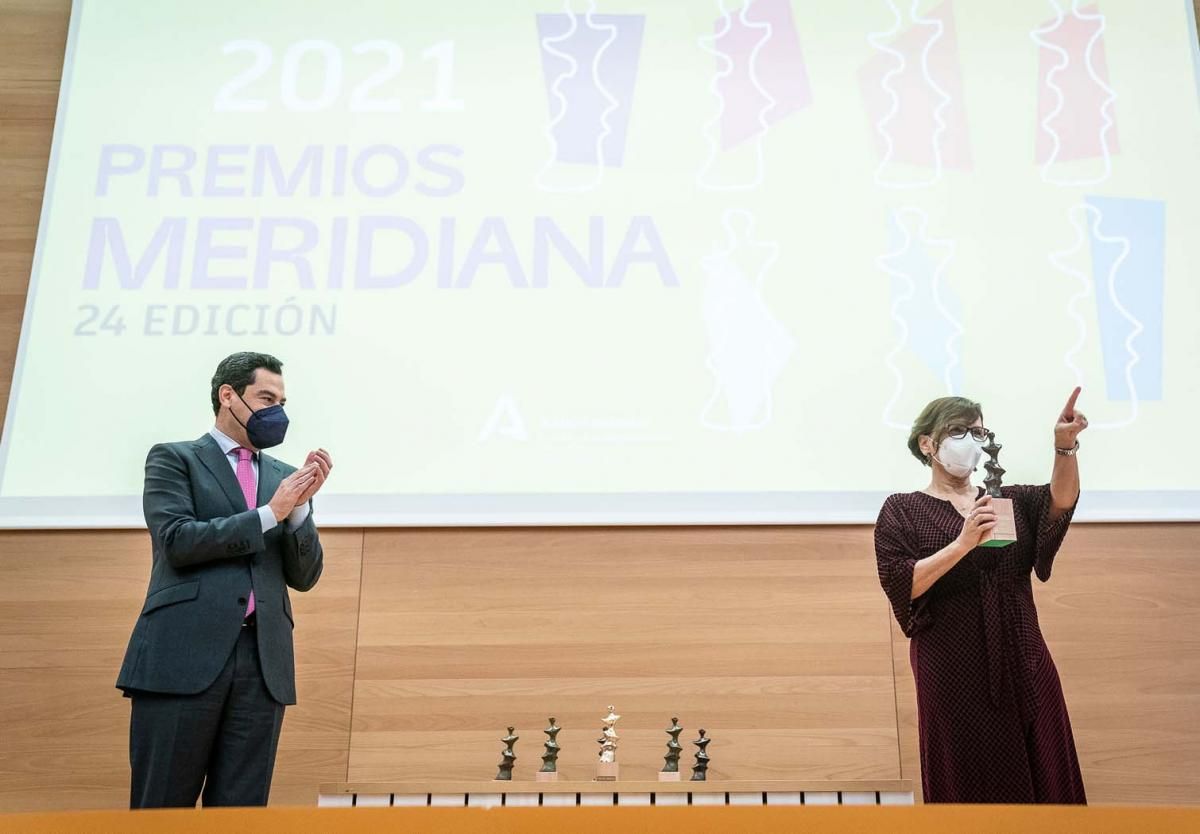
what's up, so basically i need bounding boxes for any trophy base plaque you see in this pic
[535,771,559,782]
[980,497,1017,547]
[595,762,618,781]
[658,771,681,782]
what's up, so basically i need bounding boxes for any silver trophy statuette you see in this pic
[595,705,621,781]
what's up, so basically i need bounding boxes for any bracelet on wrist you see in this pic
[1055,440,1080,456]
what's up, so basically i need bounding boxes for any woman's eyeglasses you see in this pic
[945,425,990,442]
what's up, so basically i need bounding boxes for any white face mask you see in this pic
[932,434,984,478]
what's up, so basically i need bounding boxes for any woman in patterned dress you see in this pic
[874,388,1089,803]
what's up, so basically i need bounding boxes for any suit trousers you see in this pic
[128,624,285,808]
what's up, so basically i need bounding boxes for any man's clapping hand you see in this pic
[268,464,319,523]
[296,449,332,506]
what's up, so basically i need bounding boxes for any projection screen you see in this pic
[1,0,1197,527]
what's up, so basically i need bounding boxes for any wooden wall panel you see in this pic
[0,532,149,811]
[350,527,900,784]
[1032,524,1200,805]
[0,0,64,422]
[0,529,362,812]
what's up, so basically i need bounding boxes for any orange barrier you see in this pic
[4,805,1200,833]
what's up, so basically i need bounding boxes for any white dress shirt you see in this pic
[209,427,310,532]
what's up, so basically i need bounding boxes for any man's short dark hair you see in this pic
[210,352,283,415]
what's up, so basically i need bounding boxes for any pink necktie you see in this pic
[234,447,257,618]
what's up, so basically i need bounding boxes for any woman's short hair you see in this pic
[907,396,983,466]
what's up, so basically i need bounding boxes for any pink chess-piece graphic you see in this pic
[1032,1,1118,185]
[697,0,812,191]
[713,0,812,149]
[858,0,973,188]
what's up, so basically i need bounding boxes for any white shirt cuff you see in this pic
[258,504,278,533]
[286,501,311,530]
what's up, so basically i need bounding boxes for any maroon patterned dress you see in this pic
[875,483,1087,804]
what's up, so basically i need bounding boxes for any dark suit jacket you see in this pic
[116,433,323,705]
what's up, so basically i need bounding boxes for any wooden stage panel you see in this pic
[349,526,901,784]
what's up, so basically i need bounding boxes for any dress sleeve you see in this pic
[1008,483,1076,582]
[874,495,933,637]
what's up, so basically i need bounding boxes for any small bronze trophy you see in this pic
[980,431,1017,547]
[537,717,561,782]
[690,729,711,781]
[660,717,684,782]
[495,727,518,781]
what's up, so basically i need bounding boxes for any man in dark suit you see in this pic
[116,351,332,808]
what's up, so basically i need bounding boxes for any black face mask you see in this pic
[232,391,289,449]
